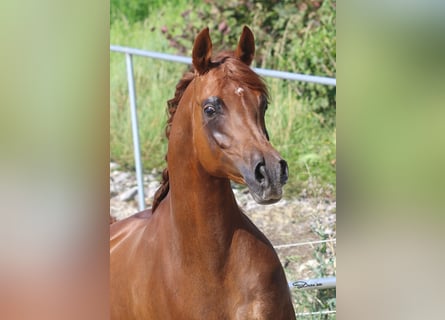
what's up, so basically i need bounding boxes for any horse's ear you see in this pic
[235,26,255,66]
[192,27,213,74]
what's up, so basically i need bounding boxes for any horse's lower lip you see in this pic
[252,195,281,205]
[248,184,283,204]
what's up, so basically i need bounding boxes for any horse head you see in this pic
[189,27,288,204]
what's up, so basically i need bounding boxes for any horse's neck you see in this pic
[170,164,240,219]
[167,157,242,261]
[165,102,242,269]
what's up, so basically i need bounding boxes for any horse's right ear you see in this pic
[235,26,255,66]
[192,27,213,74]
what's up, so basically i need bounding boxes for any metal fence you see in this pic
[110,45,336,317]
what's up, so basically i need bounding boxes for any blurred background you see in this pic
[2,0,444,319]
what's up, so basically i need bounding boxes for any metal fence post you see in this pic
[125,53,145,211]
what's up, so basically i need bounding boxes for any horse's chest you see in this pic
[164,280,267,320]
[164,261,283,319]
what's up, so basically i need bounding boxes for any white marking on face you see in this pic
[235,87,244,95]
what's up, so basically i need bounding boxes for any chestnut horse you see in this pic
[110,27,296,319]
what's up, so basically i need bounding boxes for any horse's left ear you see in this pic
[192,27,213,74]
[235,26,255,66]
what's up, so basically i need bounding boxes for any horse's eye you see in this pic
[203,105,217,117]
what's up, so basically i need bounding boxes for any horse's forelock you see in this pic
[221,57,269,102]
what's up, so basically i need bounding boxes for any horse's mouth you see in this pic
[241,162,287,205]
[247,183,283,204]
[229,173,283,204]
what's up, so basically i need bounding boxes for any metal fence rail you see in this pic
[110,45,337,86]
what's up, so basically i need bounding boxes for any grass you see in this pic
[264,78,336,197]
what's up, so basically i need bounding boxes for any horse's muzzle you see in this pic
[242,155,289,204]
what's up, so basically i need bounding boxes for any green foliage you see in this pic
[110,0,150,24]
[111,0,199,24]
[160,0,336,126]
[263,78,336,197]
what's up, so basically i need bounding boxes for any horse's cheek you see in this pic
[193,128,216,169]
[212,131,232,149]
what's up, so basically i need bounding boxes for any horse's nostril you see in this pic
[279,160,289,184]
[254,161,267,185]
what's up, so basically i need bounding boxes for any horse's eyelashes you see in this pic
[204,104,217,117]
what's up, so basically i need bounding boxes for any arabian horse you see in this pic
[110,26,296,319]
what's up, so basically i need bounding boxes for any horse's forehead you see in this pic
[198,77,258,100]
[220,84,260,106]
[195,70,262,107]
[227,84,262,103]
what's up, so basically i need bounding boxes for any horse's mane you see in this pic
[151,51,269,212]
